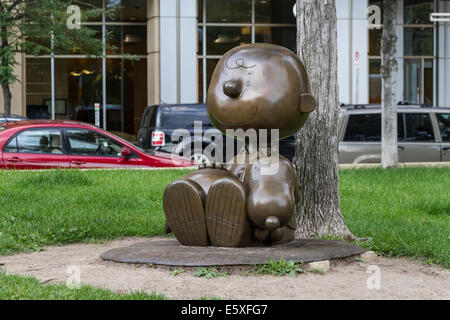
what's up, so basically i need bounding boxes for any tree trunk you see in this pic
[381,0,398,168]
[2,82,12,116]
[294,0,352,239]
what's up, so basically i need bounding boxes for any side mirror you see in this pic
[121,147,132,158]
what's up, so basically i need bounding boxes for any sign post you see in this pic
[354,50,360,104]
[95,103,100,127]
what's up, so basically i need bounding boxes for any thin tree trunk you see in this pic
[295,0,352,239]
[381,0,398,168]
[2,82,12,116]
[1,20,12,116]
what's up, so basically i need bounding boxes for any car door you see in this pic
[397,113,441,162]
[65,128,140,168]
[339,113,382,164]
[435,112,450,161]
[2,128,69,169]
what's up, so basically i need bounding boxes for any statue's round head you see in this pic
[206,43,316,139]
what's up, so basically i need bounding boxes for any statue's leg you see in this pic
[163,179,209,246]
[205,177,252,247]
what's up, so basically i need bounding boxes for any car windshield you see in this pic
[158,106,211,130]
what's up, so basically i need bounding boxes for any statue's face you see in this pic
[206,44,316,139]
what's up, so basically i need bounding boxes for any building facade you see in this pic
[2,0,449,138]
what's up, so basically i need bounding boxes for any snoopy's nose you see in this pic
[265,216,280,231]
[223,79,243,98]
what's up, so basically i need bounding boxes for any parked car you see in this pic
[0,120,194,170]
[339,104,450,164]
[0,114,27,124]
[137,104,297,163]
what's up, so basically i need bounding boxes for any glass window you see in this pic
[26,58,51,120]
[106,25,147,55]
[369,29,382,56]
[403,113,434,142]
[404,0,433,24]
[158,106,212,130]
[76,0,103,22]
[255,0,296,24]
[55,26,102,55]
[4,137,18,153]
[66,129,124,157]
[106,0,147,22]
[56,58,102,122]
[106,58,148,134]
[404,28,434,56]
[198,0,204,22]
[344,114,382,142]
[206,27,251,56]
[435,113,450,142]
[16,129,63,154]
[206,0,252,23]
[255,27,296,53]
[345,113,407,142]
[369,60,382,104]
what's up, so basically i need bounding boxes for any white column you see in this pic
[396,0,404,105]
[336,0,369,105]
[336,0,351,104]
[437,0,450,107]
[160,0,197,104]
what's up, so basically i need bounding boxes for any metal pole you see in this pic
[202,0,207,103]
[51,31,55,120]
[176,0,181,104]
[102,0,107,130]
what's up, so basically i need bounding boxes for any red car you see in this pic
[0,120,194,170]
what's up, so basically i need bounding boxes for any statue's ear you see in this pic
[299,93,317,113]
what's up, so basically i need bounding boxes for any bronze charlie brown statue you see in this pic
[163,44,316,247]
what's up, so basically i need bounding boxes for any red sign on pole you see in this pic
[354,50,360,69]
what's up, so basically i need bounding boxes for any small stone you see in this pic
[361,251,377,262]
[306,260,330,273]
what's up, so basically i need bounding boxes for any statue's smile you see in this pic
[212,106,258,126]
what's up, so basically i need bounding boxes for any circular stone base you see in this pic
[101,238,366,267]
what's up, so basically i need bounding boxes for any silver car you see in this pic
[339,105,450,164]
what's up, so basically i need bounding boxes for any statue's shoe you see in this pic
[163,179,209,246]
[206,177,252,247]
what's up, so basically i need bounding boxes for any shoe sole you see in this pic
[206,177,251,247]
[163,180,209,246]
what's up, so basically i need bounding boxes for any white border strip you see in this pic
[430,13,450,22]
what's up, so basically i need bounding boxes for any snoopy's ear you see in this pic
[299,93,316,113]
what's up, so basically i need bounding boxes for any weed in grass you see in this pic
[355,257,368,264]
[171,269,185,276]
[307,268,326,275]
[199,296,223,300]
[254,259,304,278]
[193,267,228,279]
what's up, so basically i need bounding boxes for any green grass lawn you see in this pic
[340,168,449,268]
[0,169,192,255]
[0,167,449,299]
[0,271,165,300]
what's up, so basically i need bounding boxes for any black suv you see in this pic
[137,104,296,163]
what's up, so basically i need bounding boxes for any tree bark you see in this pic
[381,0,398,168]
[294,0,352,239]
[2,82,12,116]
